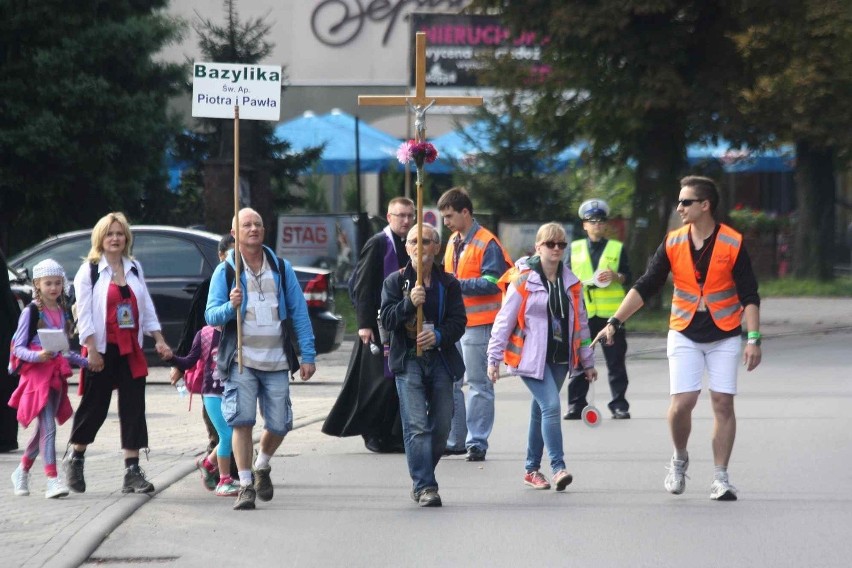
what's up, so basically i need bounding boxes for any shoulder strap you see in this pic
[25,303,39,344]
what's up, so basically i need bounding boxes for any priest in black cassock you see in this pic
[322,197,414,452]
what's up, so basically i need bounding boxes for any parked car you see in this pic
[7,267,32,311]
[9,226,344,362]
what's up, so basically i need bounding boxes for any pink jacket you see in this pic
[487,263,595,380]
[8,356,73,428]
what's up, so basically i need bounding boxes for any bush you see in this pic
[728,205,792,233]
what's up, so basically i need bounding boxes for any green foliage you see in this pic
[343,172,360,211]
[561,165,635,221]
[302,170,329,212]
[0,0,186,253]
[172,0,321,222]
[728,207,792,234]
[451,94,577,221]
[381,161,408,204]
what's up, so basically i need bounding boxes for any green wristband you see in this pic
[747,331,761,339]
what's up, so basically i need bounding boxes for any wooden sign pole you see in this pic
[233,105,243,372]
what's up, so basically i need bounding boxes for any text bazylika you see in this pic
[194,64,281,83]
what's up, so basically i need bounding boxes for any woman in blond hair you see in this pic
[487,222,597,492]
[63,212,172,495]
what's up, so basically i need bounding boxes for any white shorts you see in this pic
[667,331,741,395]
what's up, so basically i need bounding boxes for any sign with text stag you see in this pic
[191,62,282,121]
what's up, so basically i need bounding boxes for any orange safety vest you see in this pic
[665,223,744,331]
[503,270,583,369]
[444,226,513,327]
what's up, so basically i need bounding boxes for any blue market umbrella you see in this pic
[429,120,585,174]
[274,109,401,174]
[688,141,795,173]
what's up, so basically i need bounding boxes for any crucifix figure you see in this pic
[359,32,483,351]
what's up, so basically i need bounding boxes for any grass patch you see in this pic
[335,289,358,335]
[759,277,852,297]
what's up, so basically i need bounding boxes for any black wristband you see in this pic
[607,316,623,330]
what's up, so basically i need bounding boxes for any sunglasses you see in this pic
[406,238,435,246]
[542,241,568,250]
[677,198,705,207]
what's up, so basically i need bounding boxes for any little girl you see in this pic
[168,325,237,496]
[8,259,87,498]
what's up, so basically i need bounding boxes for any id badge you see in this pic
[116,301,136,329]
[254,298,274,326]
[551,318,564,343]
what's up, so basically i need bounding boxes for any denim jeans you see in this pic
[522,363,569,474]
[395,353,455,494]
[447,324,494,452]
[221,363,292,436]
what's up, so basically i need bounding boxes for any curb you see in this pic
[53,411,330,568]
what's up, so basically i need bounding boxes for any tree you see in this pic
[474,0,748,280]
[173,0,321,235]
[0,0,186,253]
[450,92,577,222]
[731,0,852,279]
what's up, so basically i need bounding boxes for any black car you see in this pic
[9,226,344,360]
[7,267,32,311]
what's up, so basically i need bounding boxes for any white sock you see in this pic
[254,451,271,469]
[714,465,728,481]
[674,449,689,462]
[238,470,253,487]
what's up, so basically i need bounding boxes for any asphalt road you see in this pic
[87,332,852,568]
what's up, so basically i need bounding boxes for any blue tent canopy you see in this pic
[428,120,584,174]
[274,109,401,174]
[687,141,795,173]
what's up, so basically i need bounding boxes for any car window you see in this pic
[17,237,89,280]
[132,234,207,277]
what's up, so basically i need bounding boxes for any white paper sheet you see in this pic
[37,329,70,353]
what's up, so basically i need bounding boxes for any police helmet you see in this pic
[578,199,610,221]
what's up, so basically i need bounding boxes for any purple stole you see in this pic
[380,225,402,378]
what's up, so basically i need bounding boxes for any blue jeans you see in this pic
[447,324,494,452]
[522,363,569,474]
[395,353,455,494]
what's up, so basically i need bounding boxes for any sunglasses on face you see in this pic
[406,238,435,246]
[677,198,705,207]
[542,241,568,250]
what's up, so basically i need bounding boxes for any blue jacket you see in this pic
[205,246,316,376]
[380,262,466,379]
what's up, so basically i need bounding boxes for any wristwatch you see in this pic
[606,316,623,330]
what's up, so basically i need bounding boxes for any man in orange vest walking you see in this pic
[595,176,762,501]
[439,188,512,461]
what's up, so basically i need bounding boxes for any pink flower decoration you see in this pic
[397,140,439,168]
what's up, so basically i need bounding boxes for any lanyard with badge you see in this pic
[114,269,136,329]
[246,256,275,326]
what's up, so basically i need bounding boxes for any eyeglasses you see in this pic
[390,213,415,220]
[406,238,435,246]
[677,198,705,207]
[542,241,568,250]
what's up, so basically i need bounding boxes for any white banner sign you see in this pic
[191,62,282,121]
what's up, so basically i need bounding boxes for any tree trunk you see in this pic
[793,140,836,280]
[627,122,687,309]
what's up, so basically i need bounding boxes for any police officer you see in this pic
[565,199,632,420]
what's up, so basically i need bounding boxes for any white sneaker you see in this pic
[11,465,30,496]
[45,476,70,499]
[664,456,689,495]
[710,478,738,501]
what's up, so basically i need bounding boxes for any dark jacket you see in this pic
[380,262,466,379]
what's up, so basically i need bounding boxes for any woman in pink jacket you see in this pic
[487,222,597,492]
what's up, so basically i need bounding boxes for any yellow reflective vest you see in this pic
[570,239,625,318]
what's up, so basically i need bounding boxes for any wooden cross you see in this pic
[358,32,482,354]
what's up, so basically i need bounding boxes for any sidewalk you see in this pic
[1,297,850,567]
